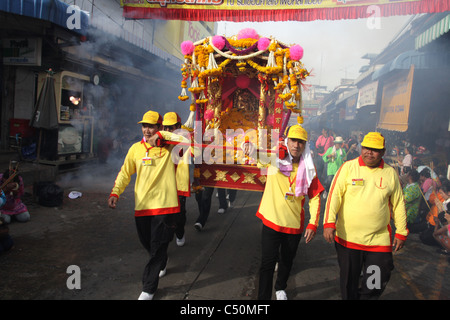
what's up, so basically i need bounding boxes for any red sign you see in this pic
[120,0,449,22]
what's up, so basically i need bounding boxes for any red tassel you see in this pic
[278,144,287,160]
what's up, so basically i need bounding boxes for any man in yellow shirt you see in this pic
[323,132,408,300]
[256,125,324,300]
[162,112,191,247]
[108,110,188,300]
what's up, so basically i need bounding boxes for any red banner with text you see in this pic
[121,0,450,22]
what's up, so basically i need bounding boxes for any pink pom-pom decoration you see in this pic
[289,44,304,61]
[235,75,251,89]
[257,37,271,51]
[237,28,259,40]
[212,35,226,50]
[181,41,195,55]
[266,114,274,126]
[204,109,214,121]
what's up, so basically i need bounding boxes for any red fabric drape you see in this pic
[123,0,450,22]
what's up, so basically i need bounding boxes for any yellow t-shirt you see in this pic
[175,148,191,197]
[256,163,324,234]
[323,156,408,252]
[110,131,189,216]
[166,130,192,197]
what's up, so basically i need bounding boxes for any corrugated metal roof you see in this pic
[0,0,89,35]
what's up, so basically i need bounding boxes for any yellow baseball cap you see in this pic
[361,132,385,149]
[138,110,162,125]
[286,125,308,141]
[162,112,181,126]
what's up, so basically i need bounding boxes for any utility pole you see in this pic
[319,52,323,86]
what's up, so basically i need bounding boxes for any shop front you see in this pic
[34,71,95,164]
[374,55,450,176]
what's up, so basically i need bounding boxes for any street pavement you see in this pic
[0,163,449,303]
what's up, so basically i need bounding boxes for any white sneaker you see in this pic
[194,222,203,231]
[159,257,169,278]
[138,291,154,300]
[227,200,233,208]
[217,208,226,214]
[276,290,288,300]
[176,236,185,247]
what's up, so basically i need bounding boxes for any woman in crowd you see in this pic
[0,169,30,224]
[322,136,347,194]
[398,146,413,175]
[420,168,437,201]
[402,169,422,230]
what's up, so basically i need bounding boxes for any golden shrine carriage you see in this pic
[178,28,309,192]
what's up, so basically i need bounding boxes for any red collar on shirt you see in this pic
[141,137,156,153]
[358,155,384,169]
[140,132,164,145]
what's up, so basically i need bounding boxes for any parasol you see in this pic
[30,69,59,160]
[30,69,58,129]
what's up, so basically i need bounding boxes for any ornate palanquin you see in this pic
[195,164,268,192]
[178,28,309,191]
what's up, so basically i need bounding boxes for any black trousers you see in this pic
[335,242,394,300]
[175,196,187,239]
[258,225,302,300]
[195,187,214,227]
[135,215,175,294]
[218,189,237,209]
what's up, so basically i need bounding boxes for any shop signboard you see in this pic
[344,93,358,120]
[377,65,415,132]
[357,81,378,109]
[2,38,42,66]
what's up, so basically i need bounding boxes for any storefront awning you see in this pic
[335,88,359,106]
[0,0,89,35]
[415,13,450,50]
[372,50,450,80]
